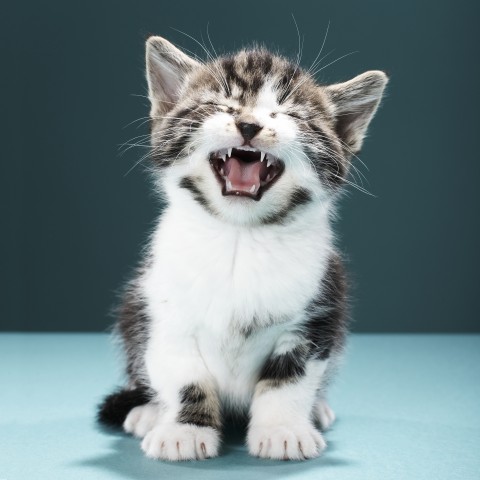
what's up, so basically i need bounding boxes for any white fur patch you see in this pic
[247,422,326,460]
[247,361,328,459]
[142,206,333,410]
[313,398,336,431]
[141,423,220,461]
[123,403,162,438]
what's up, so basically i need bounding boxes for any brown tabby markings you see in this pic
[150,49,348,191]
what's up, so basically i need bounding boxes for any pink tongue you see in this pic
[225,156,264,191]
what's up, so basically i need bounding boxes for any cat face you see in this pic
[145,37,387,226]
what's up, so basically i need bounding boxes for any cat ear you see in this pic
[146,36,200,117]
[325,71,388,153]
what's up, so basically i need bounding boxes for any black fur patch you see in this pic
[179,176,216,215]
[304,123,346,188]
[262,187,312,225]
[177,384,221,430]
[151,103,215,167]
[222,58,249,98]
[304,254,349,360]
[246,51,274,77]
[259,345,308,384]
[156,131,193,165]
[221,51,275,102]
[174,103,218,124]
[97,387,152,428]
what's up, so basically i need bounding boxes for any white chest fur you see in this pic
[141,200,333,406]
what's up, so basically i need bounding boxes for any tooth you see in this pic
[227,148,232,157]
[226,179,233,191]
[221,153,226,162]
[267,158,272,168]
[260,152,265,162]
[250,185,256,193]
[220,168,224,175]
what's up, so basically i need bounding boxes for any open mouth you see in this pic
[209,147,284,200]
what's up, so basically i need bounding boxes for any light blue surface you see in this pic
[1,334,479,480]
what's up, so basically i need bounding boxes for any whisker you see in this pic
[170,27,228,94]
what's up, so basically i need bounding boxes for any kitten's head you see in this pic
[145,36,387,226]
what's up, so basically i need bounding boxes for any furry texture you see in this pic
[98,386,152,428]
[98,36,387,461]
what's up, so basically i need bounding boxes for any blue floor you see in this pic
[1,334,479,480]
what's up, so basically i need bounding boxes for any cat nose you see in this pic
[237,122,263,141]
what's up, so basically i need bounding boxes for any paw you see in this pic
[313,399,336,431]
[123,403,161,438]
[141,423,220,461]
[247,422,326,460]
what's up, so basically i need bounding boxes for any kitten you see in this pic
[98,35,387,461]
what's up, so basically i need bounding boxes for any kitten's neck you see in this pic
[159,190,335,256]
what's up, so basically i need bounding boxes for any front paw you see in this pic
[141,423,220,461]
[247,422,326,460]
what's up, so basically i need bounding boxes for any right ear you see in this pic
[146,36,200,117]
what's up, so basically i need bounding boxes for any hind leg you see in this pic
[313,397,336,431]
[124,402,163,438]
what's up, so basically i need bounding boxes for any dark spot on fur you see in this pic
[151,103,216,167]
[179,176,217,216]
[177,384,221,430]
[246,54,255,72]
[239,324,256,338]
[258,53,273,76]
[304,254,349,360]
[259,345,308,384]
[117,285,150,384]
[151,131,192,167]
[276,65,301,104]
[262,187,312,225]
[222,58,249,97]
[302,122,346,187]
[236,313,278,338]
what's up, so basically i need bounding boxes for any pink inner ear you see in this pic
[146,37,200,113]
[148,57,185,109]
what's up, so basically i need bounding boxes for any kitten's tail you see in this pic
[97,386,151,428]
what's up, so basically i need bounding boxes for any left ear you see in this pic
[325,71,388,153]
[146,36,200,117]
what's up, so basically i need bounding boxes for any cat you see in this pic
[98,35,387,461]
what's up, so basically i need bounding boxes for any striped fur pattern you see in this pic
[98,36,387,461]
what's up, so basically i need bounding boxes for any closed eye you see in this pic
[285,111,303,120]
[270,111,302,120]
[204,102,237,115]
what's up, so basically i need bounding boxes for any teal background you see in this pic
[2,0,479,332]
